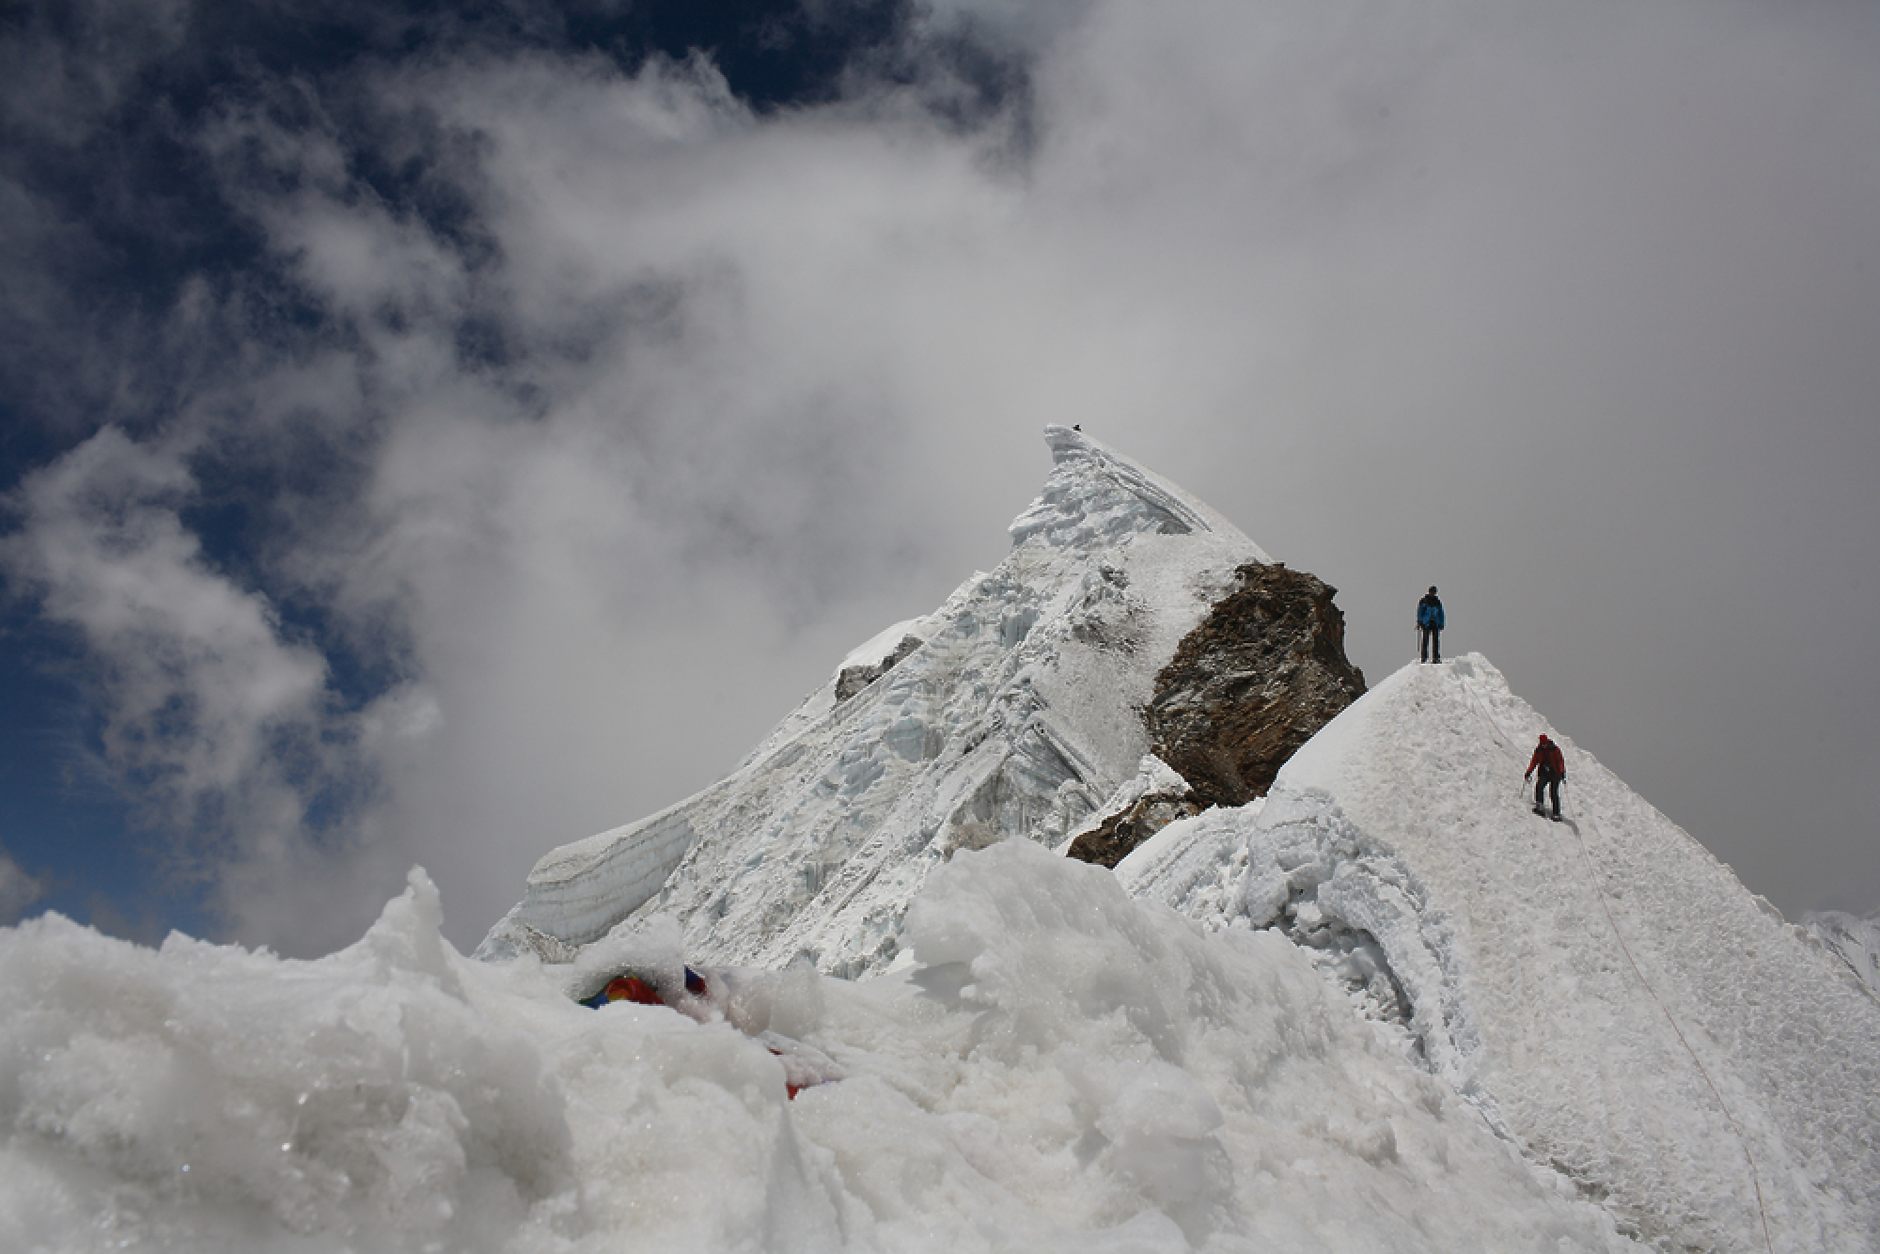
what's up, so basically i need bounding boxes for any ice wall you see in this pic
[1801,907,1880,997]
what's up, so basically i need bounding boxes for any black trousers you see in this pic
[1534,772,1561,816]
[1419,626,1441,663]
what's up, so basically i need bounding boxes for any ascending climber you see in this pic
[1416,586,1444,663]
[1526,734,1566,819]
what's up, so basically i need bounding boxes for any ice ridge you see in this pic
[477,426,1267,973]
[1122,654,1880,1252]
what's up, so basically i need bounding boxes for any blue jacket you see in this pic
[1417,595,1444,629]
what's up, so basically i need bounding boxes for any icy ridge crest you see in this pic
[1124,655,1880,1251]
[1115,784,1496,1130]
[1008,425,1264,558]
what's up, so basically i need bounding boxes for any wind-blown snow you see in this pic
[1121,655,1880,1252]
[479,426,1269,977]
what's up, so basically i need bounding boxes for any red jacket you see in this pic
[1527,740,1566,779]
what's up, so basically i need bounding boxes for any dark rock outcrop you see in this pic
[1066,785,1203,869]
[1149,562,1366,809]
[835,635,924,702]
[1069,562,1365,869]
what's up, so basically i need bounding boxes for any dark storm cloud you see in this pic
[2,0,1877,954]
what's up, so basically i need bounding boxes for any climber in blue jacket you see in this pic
[1416,587,1444,663]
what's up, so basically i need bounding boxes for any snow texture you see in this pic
[1800,907,1880,998]
[1121,655,1880,1252]
[479,426,1269,977]
[0,856,1645,1253]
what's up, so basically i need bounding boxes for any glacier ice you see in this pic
[1800,906,1880,997]
[478,425,1269,976]
[0,843,1651,1253]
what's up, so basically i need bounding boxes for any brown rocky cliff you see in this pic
[1150,562,1366,807]
[1069,562,1366,867]
[835,635,924,703]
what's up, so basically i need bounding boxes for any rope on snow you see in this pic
[1564,787,1776,1254]
[1451,663,1774,1250]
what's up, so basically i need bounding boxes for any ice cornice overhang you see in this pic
[1015,425,1269,561]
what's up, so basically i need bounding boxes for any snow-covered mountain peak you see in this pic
[478,428,1297,975]
[11,434,1880,1252]
[472,428,1880,1249]
[1010,424,1259,554]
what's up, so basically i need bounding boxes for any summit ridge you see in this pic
[478,425,1318,975]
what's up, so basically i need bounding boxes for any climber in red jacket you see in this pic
[578,965,840,1099]
[1526,734,1566,819]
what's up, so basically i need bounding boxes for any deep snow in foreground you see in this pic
[1,851,1642,1253]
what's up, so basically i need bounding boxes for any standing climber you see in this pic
[1526,734,1566,819]
[1416,586,1444,663]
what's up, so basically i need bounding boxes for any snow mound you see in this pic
[0,871,575,1251]
[0,849,1643,1252]
[478,426,1268,977]
[1122,654,1880,1252]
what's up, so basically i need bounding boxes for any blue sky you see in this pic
[0,0,1010,950]
[3,0,1879,957]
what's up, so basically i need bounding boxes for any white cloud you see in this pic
[0,847,45,925]
[1,428,349,934]
[9,0,1880,953]
[5,430,328,785]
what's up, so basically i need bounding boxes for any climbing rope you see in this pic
[1455,665,1776,1250]
[1564,790,1776,1254]
[1454,670,1523,755]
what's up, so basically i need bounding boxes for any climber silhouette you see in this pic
[1416,587,1444,663]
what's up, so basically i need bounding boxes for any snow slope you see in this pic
[479,426,1270,977]
[1120,655,1880,1252]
